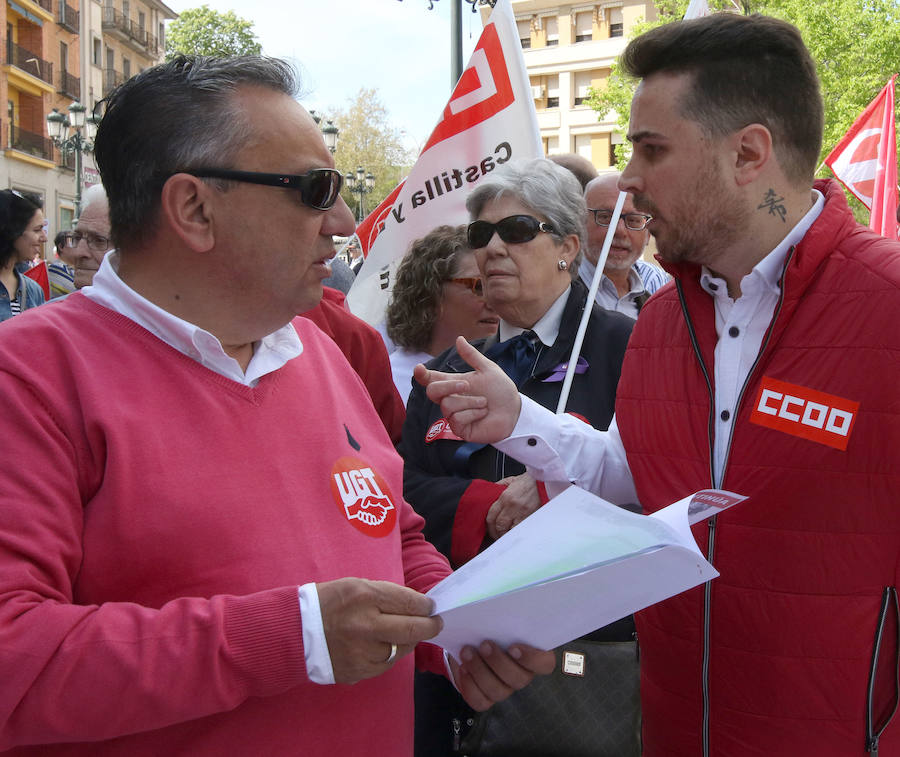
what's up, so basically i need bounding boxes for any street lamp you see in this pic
[345,166,375,223]
[398,0,497,87]
[46,102,101,216]
[309,110,339,154]
[320,120,339,154]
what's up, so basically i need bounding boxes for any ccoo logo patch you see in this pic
[749,377,859,451]
[330,456,397,538]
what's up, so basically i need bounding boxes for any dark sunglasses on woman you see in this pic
[467,215,556,248]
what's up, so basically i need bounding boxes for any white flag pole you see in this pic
[555,190,628,415]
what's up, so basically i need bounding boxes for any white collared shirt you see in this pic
[497,191,826,495]
[82,251,302,387]
[702,189,824,485]
[497,286,569,346]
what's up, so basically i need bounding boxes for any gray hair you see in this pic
[94,55,298,251]
[465,157,586,276]
[79,183,107,214]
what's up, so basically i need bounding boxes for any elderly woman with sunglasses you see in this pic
[397,157,637,757]
[0,190,47,322]
[386,225,499,405]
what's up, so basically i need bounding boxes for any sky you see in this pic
[164,0,483,152]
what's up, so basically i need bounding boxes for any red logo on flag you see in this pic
[330,456,397,537]
[355,181,405,254]
[825,75,898,238]
[749,377,859,451]
[420,22,514,153]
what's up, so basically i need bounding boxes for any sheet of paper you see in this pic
[427,487,744,658]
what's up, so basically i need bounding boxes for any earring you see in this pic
[558,260,568,271]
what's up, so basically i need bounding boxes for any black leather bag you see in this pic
[455,638,641,757]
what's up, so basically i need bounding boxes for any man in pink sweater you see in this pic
[0,56,552,755]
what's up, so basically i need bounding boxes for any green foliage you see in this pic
[323,88,414,219]
[587,0,900,190]
[165,5,262,60]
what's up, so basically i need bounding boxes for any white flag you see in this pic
[684,0,710,19]
[346,0,542,327]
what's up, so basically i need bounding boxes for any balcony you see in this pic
[6,41,53,86]
[59,70,80,99]
[58,148,76,171]
[8,124,54,161]
[102,6,158,55]
[58,2,80,33]
[102,67,125,96]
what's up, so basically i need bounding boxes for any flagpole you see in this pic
[451,0,462,88]
[555,190,628,414]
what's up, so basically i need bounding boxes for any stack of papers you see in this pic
[428,487,745,658]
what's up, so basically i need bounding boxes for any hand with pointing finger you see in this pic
[413,336,522,445]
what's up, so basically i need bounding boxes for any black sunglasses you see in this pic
[181,167,344,210]
[467,215,556,249]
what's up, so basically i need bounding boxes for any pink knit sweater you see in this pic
[0,293,450,755]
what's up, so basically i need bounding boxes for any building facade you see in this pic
[0,0,173,245]
[486,0,657,169]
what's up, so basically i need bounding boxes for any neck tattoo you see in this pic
[758,188,787,222]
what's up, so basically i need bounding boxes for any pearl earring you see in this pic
[558,260,568,271]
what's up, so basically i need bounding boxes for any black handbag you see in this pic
[455,637,641,757]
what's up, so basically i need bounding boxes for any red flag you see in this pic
[825,75,898,239]
[24,260,50,300]
[354,181,405,257]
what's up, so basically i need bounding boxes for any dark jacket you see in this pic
[399,280,635,757]
[400,280,633,566]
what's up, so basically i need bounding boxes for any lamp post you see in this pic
[46,102,100,216]
[397,0,497,87]
[309,110,339,154]
[345,166,375,223]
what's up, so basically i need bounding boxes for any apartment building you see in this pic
[0,0,172,241]
[2,0,83,230]
[77,0,174,195]
[487,0,658,169]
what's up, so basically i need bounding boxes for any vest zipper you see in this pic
[866,587,900,754]
[675,252,793,757]
[675,280,717,757]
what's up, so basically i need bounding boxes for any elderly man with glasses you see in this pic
[61,183,113,290]
[0,56,552,756]
[580,172,668,318]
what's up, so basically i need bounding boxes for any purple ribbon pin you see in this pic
[542,356,589,382]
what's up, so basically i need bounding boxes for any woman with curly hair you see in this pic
[386,225,498,404]
[0,190,46,322]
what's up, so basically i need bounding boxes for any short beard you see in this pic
[641,159,748,269]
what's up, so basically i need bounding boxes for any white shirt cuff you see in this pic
[298,583,335,685]
[495,395,573,483]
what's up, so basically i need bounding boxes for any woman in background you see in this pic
[386,225,498,405]
[0,190,46,321]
